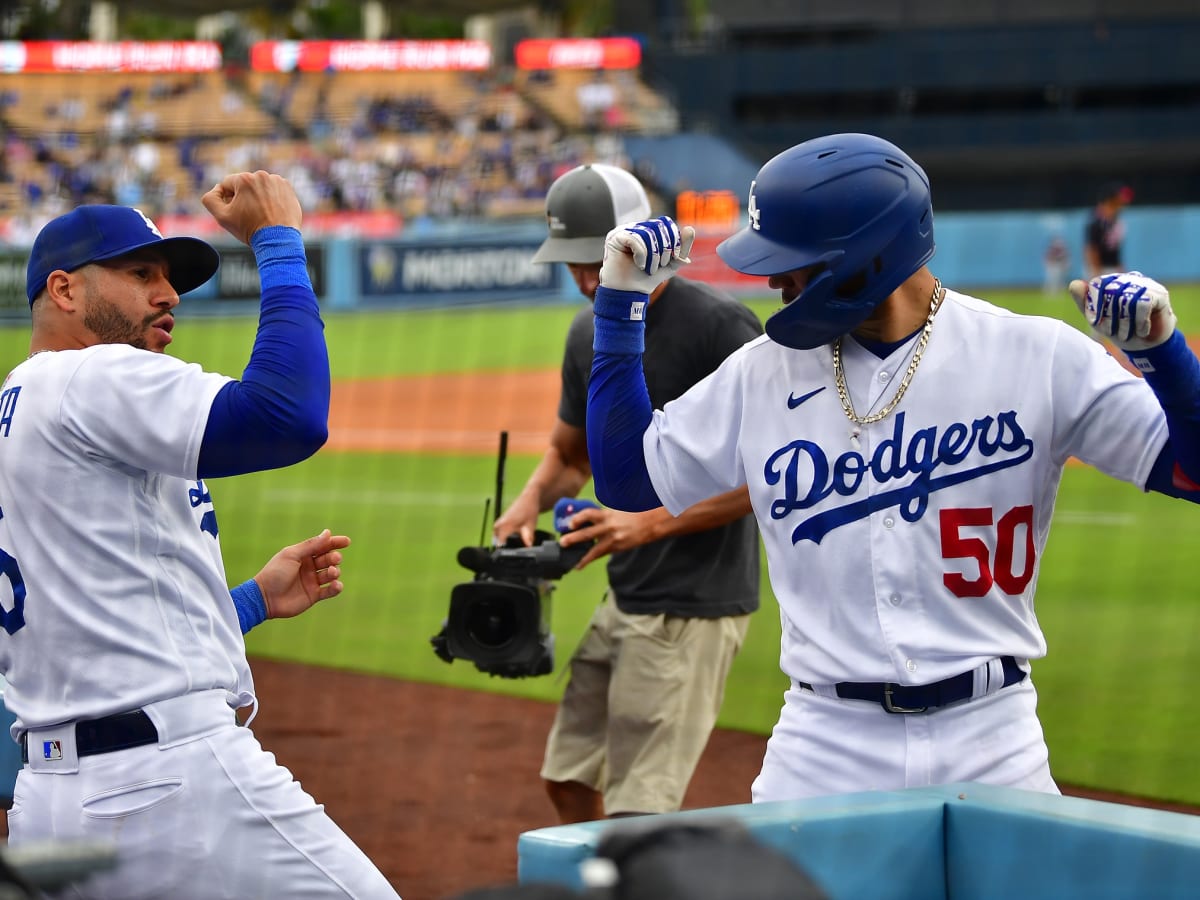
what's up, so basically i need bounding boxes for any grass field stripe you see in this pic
[326,427,549,454]
[330,429,548,441]
[1052,510,1136,526]
[262,489,491,507]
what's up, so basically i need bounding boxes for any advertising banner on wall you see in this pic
[156,212,402,240]
[513,37,641,70]
[360,241,558,301]
[212,245,326,301]
[250,40,492,72]
[0,41,221,72]
[0,252,29,318]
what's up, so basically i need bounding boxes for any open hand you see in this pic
[254,529,351,620]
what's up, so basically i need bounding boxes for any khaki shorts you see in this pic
[540,591,750,815]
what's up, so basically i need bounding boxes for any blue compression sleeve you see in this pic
[231,579,267,634]
[1129,332,1200,500]
[199,226,330,478]
[586,287,663,512]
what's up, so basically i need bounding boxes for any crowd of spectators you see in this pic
[0,66,651,245]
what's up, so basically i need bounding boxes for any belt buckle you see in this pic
[882,684,927,715]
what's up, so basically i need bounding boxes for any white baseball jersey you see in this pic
[644,290,1168,687]
[0,345,246,733]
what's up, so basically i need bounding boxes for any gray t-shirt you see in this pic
[560,276,763,618]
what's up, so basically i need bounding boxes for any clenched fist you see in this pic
[1069,271,1176,352]
[598,216,696,297]
[202,170,303,246]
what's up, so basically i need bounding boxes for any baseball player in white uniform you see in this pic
[580,133,1200,801]
[0,173,399,897]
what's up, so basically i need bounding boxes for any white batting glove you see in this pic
[599,216,695,294]
[1068,272,1177,352]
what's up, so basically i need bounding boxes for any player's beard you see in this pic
[82,287,155,351]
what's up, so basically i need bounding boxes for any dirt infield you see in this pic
[248,658,769,899]
[327,370,561,455]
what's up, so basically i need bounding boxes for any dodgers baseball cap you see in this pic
[531,164,652,265]
[26,204,221,306]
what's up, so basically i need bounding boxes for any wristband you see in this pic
[251,225,310,290]
[232,579,268,634]
[593,286,649,321]
[1126,331,1200,405]
[593,286,647,356]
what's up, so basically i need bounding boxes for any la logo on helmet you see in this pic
[747,181,760,231]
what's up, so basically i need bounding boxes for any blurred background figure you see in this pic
[1043,234,1070,295]
[1084,182,1134,279]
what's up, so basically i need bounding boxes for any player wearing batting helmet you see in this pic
[581,132,1200,801]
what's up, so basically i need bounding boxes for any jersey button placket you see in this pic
[866,369,891,408]
[868,460,909,674]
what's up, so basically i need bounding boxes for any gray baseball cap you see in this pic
[531,164,652,265]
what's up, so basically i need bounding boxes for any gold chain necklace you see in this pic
[833,278,944,426]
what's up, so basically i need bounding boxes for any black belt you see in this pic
[797,656,1026,714]
[20,710,159,764]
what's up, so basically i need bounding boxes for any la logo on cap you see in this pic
[133,208,164,238]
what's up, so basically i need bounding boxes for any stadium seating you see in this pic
[0,63,669,227]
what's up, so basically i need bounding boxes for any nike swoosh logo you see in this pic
[787,387,826,409]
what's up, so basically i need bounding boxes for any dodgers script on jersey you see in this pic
[0,346,244,735]
[643,291,1168,686]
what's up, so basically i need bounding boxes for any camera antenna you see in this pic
[478,498,491,548]
[478,430,507,547]
[494,430,509,526]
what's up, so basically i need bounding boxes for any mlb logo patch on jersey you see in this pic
[42,739,63,760]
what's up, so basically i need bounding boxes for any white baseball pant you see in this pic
[752,676,1059,802]
[8,690,399,899]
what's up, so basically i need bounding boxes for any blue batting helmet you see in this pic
[717,133,935,349]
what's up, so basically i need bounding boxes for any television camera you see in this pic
[431,433,594,678]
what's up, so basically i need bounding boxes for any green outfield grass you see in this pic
[3,283,1199,803]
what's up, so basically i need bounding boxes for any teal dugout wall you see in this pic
[0,678,20,803]
[518,782,1200,899]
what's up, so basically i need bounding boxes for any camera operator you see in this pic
[495,164,763,824]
